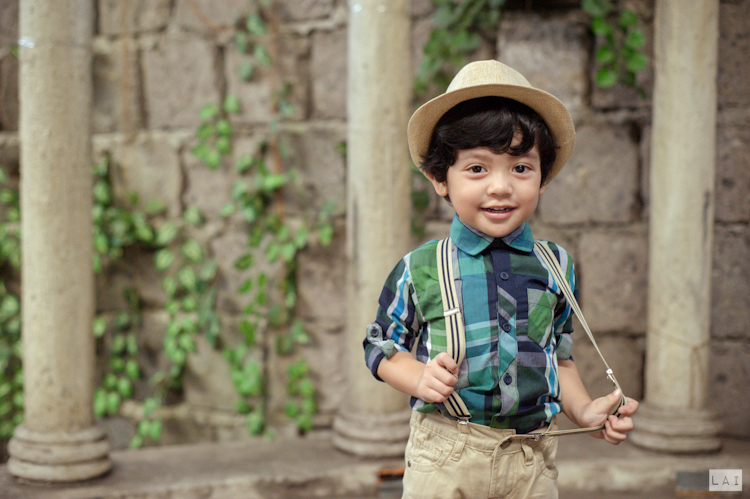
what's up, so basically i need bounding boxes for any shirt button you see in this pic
[502,323,511,332]
[500,272,510,280]
[504,374,513,385]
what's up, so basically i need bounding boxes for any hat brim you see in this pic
[407,83,575,183]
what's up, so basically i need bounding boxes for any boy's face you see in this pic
[428,142,545,239]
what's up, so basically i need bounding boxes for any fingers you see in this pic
[616,397,640,417]
[417,353,458,403]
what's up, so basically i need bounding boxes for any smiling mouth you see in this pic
[483,207,513,213]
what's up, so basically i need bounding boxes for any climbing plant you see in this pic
[416,0,648,100]
[0,0,335,447]
[0,165,21,440]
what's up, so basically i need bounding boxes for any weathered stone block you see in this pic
[93,38,143,134]
[281,126,346,216]
[718,0,750,106]
[174,0,245,31]
[183,318,245,412]
[411,0,435,18]
[712,226,750,340]
[296,222,345,329]
[0,132,19,171]
[311,28,347,120]
[578,227,648,334]
[710,340,750,438]
[142,34,220,129]
[540,124,639,225]
[99,133,184,218]
[715,125,750,223]
[279,0,335,22]
[97,0,170,35]
[498,12,589,117]
[0,54,18,132]
[181,138,241,220]
[0,1,18,49]
[572,333,644,402]
[224,34,309,124]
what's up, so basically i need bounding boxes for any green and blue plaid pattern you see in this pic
[364,215,575,432]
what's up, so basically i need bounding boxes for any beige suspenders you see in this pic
[435,237,626,437]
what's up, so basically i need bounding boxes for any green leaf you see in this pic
[237,59,255,81]
[145,199,167,215]
[246,14,268,36]
[595,67,618,88]
[93,317,108,338]
[624,29,646,51]
[162,275,178,297]
[246,410,264,435]
[234,31,249,54]
[596,46,616,65]
[154,249,175,272]
[125,359,140,380]
[219,202,236,218]
[619,9,639,29]
[625,51,648,72]
[106,391,122,415]
[235,154,254,174]
[155,222,179,245]
[117,377,133,398]
[581,0,613,18]
[254,44,272,66]
[318,224,334,246]
[234,253,254,270]
[182,240,204,264]
[262,174,287,192]
[94,388,108,417]
[590,17,612,37]
[93,180,112,205]
[178,267,198,292]
[183,205,203,226]
[199,104,220,121]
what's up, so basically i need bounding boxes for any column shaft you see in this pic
[333,0,413,456]
[8,0,111,481]
[630,0,721,453]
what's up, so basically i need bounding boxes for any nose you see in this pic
[486,171,512,196]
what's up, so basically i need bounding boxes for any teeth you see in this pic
[487,207,510,212]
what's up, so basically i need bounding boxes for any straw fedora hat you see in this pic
[407,59,575,182]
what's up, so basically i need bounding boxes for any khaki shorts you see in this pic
[402,411,559,499]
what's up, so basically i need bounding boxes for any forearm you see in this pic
[558,359,593,428]
[376,351,426,399]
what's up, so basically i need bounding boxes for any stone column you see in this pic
[630,0,722,453]
[7,0,111,481]
[333,0,413,457]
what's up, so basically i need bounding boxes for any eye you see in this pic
[513,164,530,173]
[468,165,485,173]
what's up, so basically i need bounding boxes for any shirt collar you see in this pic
[449,214,535,256]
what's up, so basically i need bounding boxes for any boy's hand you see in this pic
[582,390,640,445]
[416,352,458,403]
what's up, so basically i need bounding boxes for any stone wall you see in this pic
[0,0,748,448]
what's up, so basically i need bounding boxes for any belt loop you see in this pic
[450,419,470,461]
[521,440,534,466]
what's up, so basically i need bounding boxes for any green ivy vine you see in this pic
[416,0,648,100]
[0,0,334,447]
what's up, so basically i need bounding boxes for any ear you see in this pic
[539,183,546,196]
[426,172,449,198]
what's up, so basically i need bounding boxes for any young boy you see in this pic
[363,60,639,499]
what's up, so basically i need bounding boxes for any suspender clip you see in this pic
[444,308,461,317]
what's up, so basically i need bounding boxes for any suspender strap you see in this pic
[436,238,471,422]
[434,237,626,436]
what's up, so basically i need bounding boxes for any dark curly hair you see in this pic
[419,96,558,188]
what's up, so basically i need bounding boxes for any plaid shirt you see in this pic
[364,215,575,432]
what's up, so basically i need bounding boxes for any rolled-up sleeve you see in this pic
[363,256,422,381]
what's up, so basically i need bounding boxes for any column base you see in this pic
[7,424,111,482]
[629,402,722,454]
[333,408,411,458]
